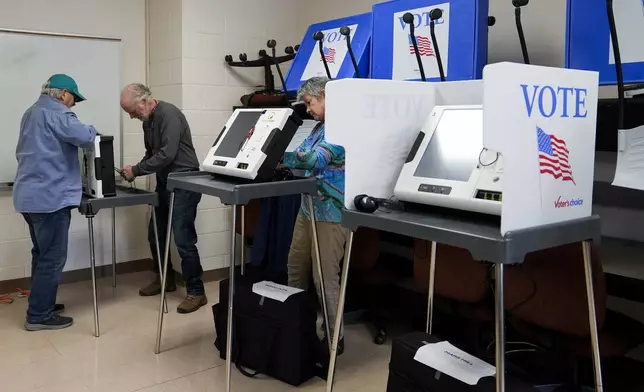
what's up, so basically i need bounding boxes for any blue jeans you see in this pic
[149,179,204,296]
[23,208,72,323]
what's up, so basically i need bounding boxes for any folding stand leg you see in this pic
[325,231,354,392]
[241,205,245,276]
[426,241,437,334]
[225,206,238,392]
[87,215,100,337]
[111,208,116,288]
[582,240,604,392]
[152,208,168,314]
[155,192,175,354]
[494,264,505,392]
[308,195,331,353]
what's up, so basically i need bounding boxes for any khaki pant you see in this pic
[288,213,348,339]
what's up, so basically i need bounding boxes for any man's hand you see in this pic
[121,165,135,182]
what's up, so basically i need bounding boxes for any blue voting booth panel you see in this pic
[371,0,488,82]
[284,13,372,96]
[567,0,644,85]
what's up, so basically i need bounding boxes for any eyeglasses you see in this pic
[63,90,79,103]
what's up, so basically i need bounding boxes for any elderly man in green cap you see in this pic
[13,74,97,331]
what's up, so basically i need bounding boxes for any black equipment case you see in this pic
[387,333,539,392]
[213,276,319,386]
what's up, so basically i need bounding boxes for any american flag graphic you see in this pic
[408,34,434,57]
[537,127,575,184]
[321,46,336,64]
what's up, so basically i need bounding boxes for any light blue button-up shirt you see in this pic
[13,95,97,213]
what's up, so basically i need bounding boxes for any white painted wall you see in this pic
[0,0,148,281]
[149,0,306,272]
[487,0,567,67]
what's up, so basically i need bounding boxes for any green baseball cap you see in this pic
[46,74,86,102]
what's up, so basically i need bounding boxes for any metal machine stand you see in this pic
[153,172,321,392]
[325,208,603,392]
[79,186,160,337]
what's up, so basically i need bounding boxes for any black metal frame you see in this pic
[224,41,299,94]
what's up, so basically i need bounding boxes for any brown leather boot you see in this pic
[139,275,177,297]
[177,295,207,314]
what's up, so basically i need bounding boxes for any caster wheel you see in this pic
[374,332,387,345]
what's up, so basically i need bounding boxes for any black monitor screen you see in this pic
[214,111,264,158]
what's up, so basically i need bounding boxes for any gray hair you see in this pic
[41,81,65,99]
[122,83,153,104]
[297,76,329,102]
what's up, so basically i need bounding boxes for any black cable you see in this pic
[478,148,499,167]
[429,20,445,82]
[410,33,426,82]
[506,266,538,312]
[314,32,332,79]
[607,0,625,129]
[414,239,430,259]
[341,26,361,78]
[489,265,537,313]
[272,167,293,182]
[514,7,530,65]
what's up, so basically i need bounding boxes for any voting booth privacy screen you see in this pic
[284,13,372,95]
[326,63,598,235]
[566,0,644,85]
[371,0,488,82]
[483,63,598,234]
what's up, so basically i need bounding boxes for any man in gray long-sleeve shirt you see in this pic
[120,83,207,314]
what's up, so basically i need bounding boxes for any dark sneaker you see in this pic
[177,295,207,314]
[316,337,345,375]
[54,304,65,315]
[321,337,345,356]
[139,277,177,297]
[25,315,74,331]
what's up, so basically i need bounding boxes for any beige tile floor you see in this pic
[0,272,391,392]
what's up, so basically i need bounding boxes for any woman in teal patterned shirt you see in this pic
[284,76,348,354]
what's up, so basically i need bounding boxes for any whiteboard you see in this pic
[0,30,122,184]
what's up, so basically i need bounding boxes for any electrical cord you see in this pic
[16,288,29,297]
[0,288,30,305]
[489,264,537,313]
[505,265,538,312]
[514,6,530,65]
[376,196,405,214]
[272,167,294,182]
[486,264,539,365]
[607,0,625,129]
[484,261,543,357]
[478,148,499,167]
[486,339,544,354]
[416,247,540,354]
[414,239,430,259]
